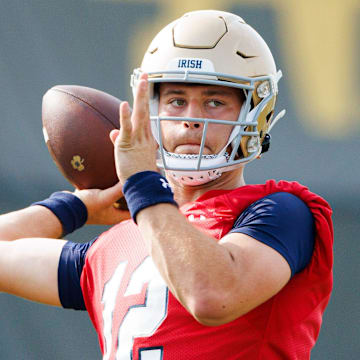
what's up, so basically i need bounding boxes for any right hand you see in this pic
[73,182,130,225]
[109,73,158,185]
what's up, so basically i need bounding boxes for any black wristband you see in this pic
[123,171,178,223]
[32,192,88,236]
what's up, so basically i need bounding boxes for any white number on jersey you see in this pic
[101,256,168,360]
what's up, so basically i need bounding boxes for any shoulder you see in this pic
[230,192,315,276]
[237,192,313,225]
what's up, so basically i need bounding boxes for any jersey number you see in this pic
[101,256,168,360]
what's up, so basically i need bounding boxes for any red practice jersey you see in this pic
[80,180,333,359]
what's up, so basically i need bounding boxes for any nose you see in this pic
[182,101,203,129]
[183,121,201,129]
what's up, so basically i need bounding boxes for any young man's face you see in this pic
[158,83,244,156]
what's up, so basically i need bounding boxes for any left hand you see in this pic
[73,182,130,225]
[109,72,158,184]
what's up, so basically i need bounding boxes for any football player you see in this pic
[0,10,333,359]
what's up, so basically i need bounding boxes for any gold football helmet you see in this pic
[131,10,285,185]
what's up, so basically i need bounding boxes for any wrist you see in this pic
[123,171,178,223]
[31,192,88,236]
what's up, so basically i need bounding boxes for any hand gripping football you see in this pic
[42,85,128,210]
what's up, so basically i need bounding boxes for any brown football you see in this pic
[42,85,128,210]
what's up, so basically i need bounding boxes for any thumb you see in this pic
[98,181,124,206]
[109,129,120,145]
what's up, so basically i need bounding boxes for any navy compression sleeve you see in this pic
[58,239,96,310]
[229,192,315,276]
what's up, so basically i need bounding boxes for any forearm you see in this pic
[0,183,129,241]
[0,206,62,241]
[137,203,238,321]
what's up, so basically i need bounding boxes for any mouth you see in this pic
[174,144,211,155]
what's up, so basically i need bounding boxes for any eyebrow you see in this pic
[161,89,186,97]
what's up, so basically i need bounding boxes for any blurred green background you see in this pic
[0,0,359,358]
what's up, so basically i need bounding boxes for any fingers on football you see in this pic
[99,181,124,205]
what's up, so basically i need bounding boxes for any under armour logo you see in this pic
[187,214,206,222]
[160,178,173,192]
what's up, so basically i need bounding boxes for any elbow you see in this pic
[186,289,246,327]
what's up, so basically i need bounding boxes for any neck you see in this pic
[167,167,246,206]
